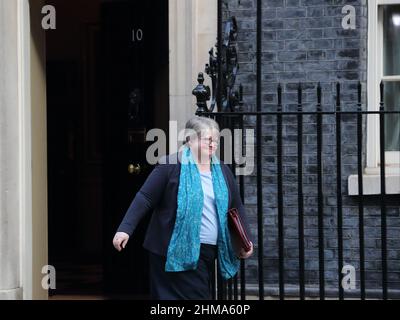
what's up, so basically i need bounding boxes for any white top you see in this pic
[199,171,219,245]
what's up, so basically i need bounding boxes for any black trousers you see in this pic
[148,243,218,300]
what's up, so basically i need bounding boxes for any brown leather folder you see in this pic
[227,208,252,253]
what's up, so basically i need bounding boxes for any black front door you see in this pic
[101,0,169,296]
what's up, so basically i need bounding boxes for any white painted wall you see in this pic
[169,0,217,152]
[0,0,23,300]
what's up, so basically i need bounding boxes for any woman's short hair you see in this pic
[184,116,220,144]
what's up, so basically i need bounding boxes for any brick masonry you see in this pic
[219,0,400,297]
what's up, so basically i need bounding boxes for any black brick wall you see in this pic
[220,0,400,297]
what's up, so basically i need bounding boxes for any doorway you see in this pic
[46,0,169,298]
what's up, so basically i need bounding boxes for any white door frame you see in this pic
[18,0,49,300]
[168,0,217,147]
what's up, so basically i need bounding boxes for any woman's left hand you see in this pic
[238,241,253,259]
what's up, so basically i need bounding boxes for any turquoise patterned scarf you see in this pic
[165,145,240,280]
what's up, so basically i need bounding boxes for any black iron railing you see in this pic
[196,81,399,300]
[194,0,399,301]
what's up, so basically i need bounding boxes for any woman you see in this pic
[113,116,254,300]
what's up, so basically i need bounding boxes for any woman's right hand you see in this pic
[113,232,130,251]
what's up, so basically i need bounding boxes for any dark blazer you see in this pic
[117,151,254,257]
